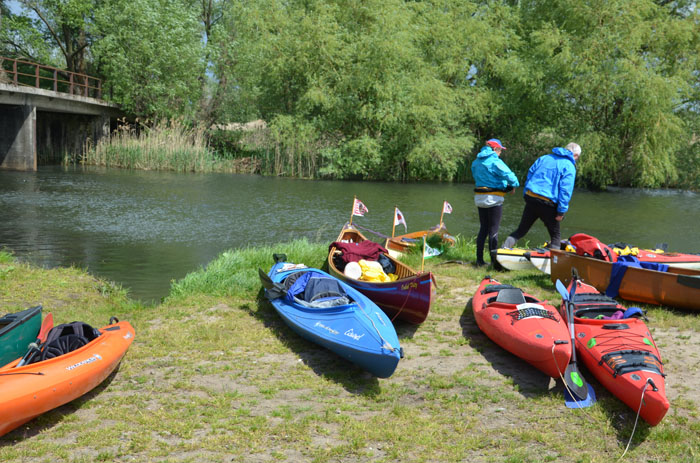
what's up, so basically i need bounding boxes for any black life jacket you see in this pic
[28,321,102,364]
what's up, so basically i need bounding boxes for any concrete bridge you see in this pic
[1,58,122,171]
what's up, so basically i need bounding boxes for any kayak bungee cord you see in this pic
[618,378,654,461]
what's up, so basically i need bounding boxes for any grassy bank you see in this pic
[0,243,698,462]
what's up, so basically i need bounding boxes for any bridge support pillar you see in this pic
[0,104,37,171]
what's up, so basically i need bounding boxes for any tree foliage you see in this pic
[2,0,698,188]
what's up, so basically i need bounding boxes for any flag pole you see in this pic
[349,196,356,225]
[392,207,397,238]
[439,201,445,228]
[421,235,426,273]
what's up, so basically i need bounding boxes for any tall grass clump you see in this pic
[168,239,328,301]
[83,120,223,172]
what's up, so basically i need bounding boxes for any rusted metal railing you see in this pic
[0,56,102,99]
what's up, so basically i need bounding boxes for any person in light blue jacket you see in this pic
[503,142,581,250]
[471,139,520,267]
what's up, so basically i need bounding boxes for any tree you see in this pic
[93,0,206,119]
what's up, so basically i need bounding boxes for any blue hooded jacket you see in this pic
[471,146,519,191]
[524,147,577,214]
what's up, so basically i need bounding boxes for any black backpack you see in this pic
[28,321,102,364]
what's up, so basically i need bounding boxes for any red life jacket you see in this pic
[569,233,618,262]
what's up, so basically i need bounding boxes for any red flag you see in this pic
[353,198,369,217]
[443,201,453,214]
[394,208,407,232]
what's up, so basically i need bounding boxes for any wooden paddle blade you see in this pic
[38,312,54,343]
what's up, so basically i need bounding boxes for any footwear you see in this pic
[475,260,488,268]
[503,236,516,249]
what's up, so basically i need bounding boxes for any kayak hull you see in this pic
[495,248,536,271]
[562,280,669,425]
[0,320,135,436]
[264,261,402,378]
[472,277,571,378]
[0,306,42,368]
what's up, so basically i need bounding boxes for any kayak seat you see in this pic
[574,306,623,319]
[494,288,527,305]
[482,284,517,294]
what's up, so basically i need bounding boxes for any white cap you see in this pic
[565,142,581,156]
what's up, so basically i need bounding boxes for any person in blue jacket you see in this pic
[471,139,520,267]
[503,142,581,250]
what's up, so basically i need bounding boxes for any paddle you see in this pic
[555,279,596,407]
[258,268,288,299]
[16,311,54,367]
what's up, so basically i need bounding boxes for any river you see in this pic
[1,166,698,302]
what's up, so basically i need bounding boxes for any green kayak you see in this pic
[0,305,42,367]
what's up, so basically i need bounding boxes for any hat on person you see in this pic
[486,139,506,150]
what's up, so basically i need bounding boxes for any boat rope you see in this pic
[349,223,391,240]
[390,276,419,323]
[617,378,653,461]
[0,371,44,376]
[357,301,397,352]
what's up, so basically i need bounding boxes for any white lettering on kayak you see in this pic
[344,328,365,341]
[65,354,102,371]
[315,321,339,335]
[123,332,133,340]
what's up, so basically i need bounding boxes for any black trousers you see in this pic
[509,195,561,249]
[476,205,503,264]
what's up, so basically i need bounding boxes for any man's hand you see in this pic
[555,214,564,222]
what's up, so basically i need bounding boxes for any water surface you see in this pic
[1,166,697,302]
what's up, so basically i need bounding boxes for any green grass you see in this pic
[0,242,698,462]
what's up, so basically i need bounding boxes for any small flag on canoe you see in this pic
[353,198,369,217]
[443,201,452,214]
[394,208,407,232]
[424,241,441,258]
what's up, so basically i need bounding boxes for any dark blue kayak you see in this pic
[0,306,42,367]
[259,255,402,378]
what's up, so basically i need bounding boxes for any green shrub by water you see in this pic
[168,239,329,301]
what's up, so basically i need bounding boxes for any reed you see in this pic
[82,120,227,172]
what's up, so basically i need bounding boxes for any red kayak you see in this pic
[472,277,571,378]
[561,279,669,426]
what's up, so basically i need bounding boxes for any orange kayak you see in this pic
[0,320,135,436]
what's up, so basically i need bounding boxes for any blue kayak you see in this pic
[259,254,403,378]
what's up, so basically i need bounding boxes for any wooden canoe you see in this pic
[384,225,455,258]
[329,224,435,324]
[550,249,700,312]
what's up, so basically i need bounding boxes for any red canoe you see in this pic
[0,319,135,436]
[561,279,669,426]
[328,224,435,324]
[472,277,571,378]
